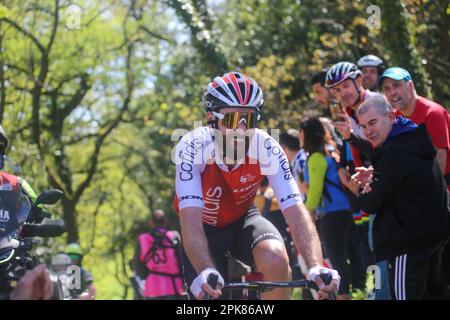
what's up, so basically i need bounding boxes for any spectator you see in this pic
[380,67,450,287]
[309,71,371,299]
[132,209,186,300]
[353,95,450,300]
[300,117,354,300]
[357,55,385,92]
[325,61,377,167]
[311,69,331,116]
[326,63,391,300]
[379,67,450,188]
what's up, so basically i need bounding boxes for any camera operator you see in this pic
[0,264,54,300]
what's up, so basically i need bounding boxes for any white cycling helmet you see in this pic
[357,55,384,70]
[51,253,72,266]
[204,71,263,113]
[325,62,361,88]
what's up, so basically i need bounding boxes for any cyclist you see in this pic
[50,253,73,300]
[65,243,96,300]
[174,71,340,300]
[357,55,385,92]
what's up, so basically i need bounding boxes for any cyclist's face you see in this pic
[358,107,394,147]
[215,107,256,162]
[382,78,412,110]
[361,67,379,91]
[312,83,330,108]
[330,78,361,109]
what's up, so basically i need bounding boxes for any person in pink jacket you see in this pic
[132,209,186,300]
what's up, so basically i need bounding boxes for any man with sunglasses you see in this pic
[174,71,340,300]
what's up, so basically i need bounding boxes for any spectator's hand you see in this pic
[332,113,352,140]
[361,182,373,194]
[190,268,224,300]
[339,167,359,195]
[308,265,340,300]
[10,264,54,300]
[351,166,373,194]
[347,178,360,195]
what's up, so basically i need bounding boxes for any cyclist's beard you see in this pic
[221,131,252,165]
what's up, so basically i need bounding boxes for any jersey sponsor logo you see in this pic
[0,209,11,232]
[240,174,257,184]
[0,209,10,222]
[271,145,292,181]
[233,181,260,193]
[263,138,292,180]
[279,156,292,181]
[179,195,203,202]
[236,183,260,204]
[178,137,202,181]
[203,187,222,226]
[280,193,300,203]
[0,183,13,191]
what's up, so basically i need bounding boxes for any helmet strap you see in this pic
[351,78,362,107]
[207,118,219,129]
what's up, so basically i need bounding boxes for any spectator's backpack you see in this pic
[139,228,184,297]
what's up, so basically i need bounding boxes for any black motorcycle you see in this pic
[0,188,66,299]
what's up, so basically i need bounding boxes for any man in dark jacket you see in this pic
[352,95,450,300]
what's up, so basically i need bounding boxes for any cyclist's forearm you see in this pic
[180,207,215,273]
[283,203,323,268]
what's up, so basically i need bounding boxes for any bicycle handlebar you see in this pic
[223,279,336,300]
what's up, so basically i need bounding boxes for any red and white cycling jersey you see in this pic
[174,126,302,228]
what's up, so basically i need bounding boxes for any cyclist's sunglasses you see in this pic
[213,111,259,129]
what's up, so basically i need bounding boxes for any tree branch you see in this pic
[0,17,46,53]
[138,25,172,43]
[72,41,136,204]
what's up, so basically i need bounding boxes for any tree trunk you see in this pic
[62,198,79,243]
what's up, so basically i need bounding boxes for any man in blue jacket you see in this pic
[352,95,450,300]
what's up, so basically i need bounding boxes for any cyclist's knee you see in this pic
[252,239,291,280]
